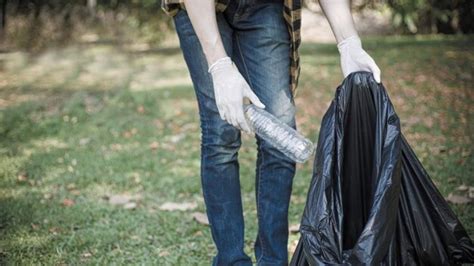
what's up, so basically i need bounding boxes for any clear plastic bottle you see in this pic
[244,104,315,163]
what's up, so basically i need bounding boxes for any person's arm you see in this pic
[182,0,226,66]
[319,0,381,83]
[182,0,265,133]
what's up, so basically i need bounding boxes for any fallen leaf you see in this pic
[81,252,92,258]
[109,195,132,205]
[446,193,472,204]
[110,143,123,151]
[62,199,75,207]
[169,133,186,143]
[124,202,137,210]
[149,141,159,150]
[289,224,300,233]
[159,250,170,257]
[31,223,39,230]
[17,172,28,182]
[49,227,61,235]
[122,128,138,138]
[192,212,209,225]
[456,184,469,192]
[159,202,197,211]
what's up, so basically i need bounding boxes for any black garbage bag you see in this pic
[291,72,474,265]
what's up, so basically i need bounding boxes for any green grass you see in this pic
[0,35,473,265]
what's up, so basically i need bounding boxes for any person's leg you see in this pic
[227,1,297,265]
[173,9,253,266]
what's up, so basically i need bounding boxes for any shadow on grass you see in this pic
[0,87,110,152]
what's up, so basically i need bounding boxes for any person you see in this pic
[161,0,381,265]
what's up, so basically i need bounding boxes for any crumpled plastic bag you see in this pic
[290,72,474,265]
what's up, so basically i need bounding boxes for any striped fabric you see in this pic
[161,0,302,97]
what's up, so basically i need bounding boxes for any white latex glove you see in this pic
[183,0,265,133]
[209,57,266,133]
[337,35,381,83]
[319,0,381,83]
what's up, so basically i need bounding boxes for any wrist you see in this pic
[337,35,361,53]
[208,56,232,74]
[205,47,228,68]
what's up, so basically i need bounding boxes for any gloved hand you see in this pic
[183,0,265,133]
[319,0,381,83]
[209,57,266,133]
[337,35,381,83]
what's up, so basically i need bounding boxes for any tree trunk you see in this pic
[87,0,96,14]
[458,0,474,33]
[0,0,7,40]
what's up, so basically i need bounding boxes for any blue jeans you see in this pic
[173,1,296,265]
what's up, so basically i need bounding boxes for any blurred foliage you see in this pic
[0,0,173,52]
[384,0,472,34]
[309,0,474,35]
[0,0,473,52]
[385,0,470,34]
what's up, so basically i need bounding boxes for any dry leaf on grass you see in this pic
[123,202,137,210]
[193,231,204,237]
[81,252,92,258]
[17,172,28,182]
[456,184,469,192]
[108,195,132,205]
[137,105,145,114]
[446,193,472,204]
[49,227,61,235]
[105,194,139,209]
[149,141,159,150]
[192,212,209,225]
[158,250,170,257]
[289,224,300,234]
[169,133,186,144]
[159,202,197,211]
[62,198,75,207]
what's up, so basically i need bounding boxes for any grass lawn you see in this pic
[0,35,473,265]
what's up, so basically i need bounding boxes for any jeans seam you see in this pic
[256,140,266,263]
[235,34,256,91]
[199,103,215,241]
[235,32,267,263]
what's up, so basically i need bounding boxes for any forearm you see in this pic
[319,0,358,43]
[183,0,227,66]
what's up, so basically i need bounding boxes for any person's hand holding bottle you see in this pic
[183,0,265,134]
